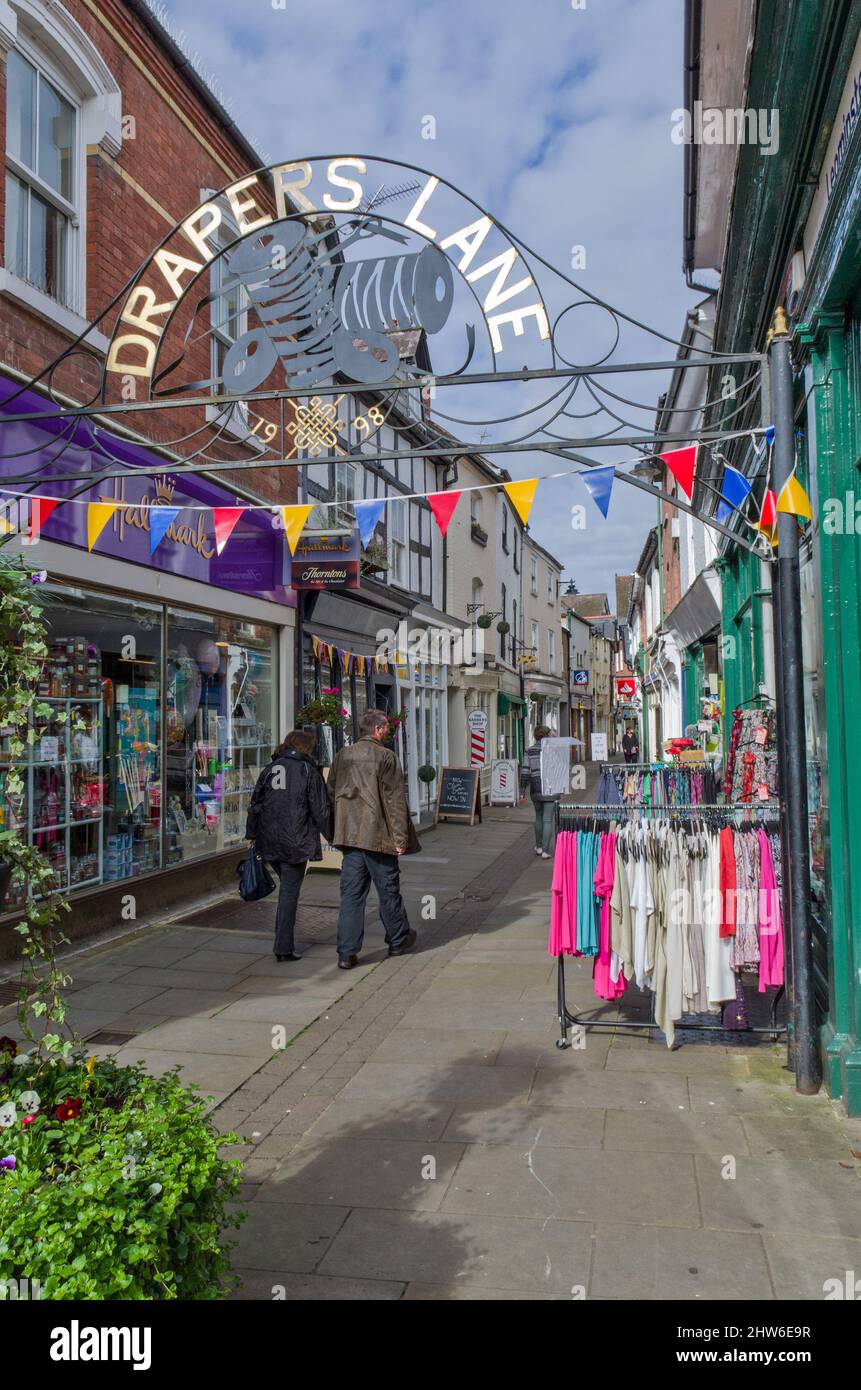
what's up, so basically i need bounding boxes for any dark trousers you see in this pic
[337,848,411,959]
[272,860,307,955]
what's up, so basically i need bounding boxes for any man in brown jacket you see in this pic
[327,708,418,969]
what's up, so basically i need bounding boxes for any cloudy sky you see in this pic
[158,0,700,607]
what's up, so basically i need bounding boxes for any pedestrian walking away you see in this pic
[244,729,334,961]
[622,724,640,765]
[521,724,557,859]
[327,708,420,968]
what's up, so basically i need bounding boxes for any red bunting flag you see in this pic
[27,497,60,542]
[757,488,778,546]
[427,490,461,536]
[759,488,777,529]
[213,506,245,556]
[659,445,697,499]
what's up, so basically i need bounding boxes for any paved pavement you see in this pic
[5,777,861,1300]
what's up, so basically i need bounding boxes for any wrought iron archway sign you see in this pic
[0,155,771,555]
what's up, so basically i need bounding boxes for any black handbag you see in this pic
[236,844,276,902]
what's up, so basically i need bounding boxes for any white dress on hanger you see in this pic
[704,828,736,1004]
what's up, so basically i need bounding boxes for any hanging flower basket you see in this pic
[496,620,510,634]
[417,764,437,783]
[476,614,492,629]
[298,691,348,729]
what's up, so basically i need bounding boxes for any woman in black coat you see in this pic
[245,729,334,962]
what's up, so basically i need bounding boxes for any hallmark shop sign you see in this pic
[289,530,359,590]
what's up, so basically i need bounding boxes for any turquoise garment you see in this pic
[576,831,600,956]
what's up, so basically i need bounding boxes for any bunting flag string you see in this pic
[0,421,781,561]
[580,465,615,519]
[503,478,538,525]
[311,633,392,675]
[213,506,246,556]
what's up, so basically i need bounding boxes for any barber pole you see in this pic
[467,709,489,766]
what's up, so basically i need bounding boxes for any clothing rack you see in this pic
[552,800,786,1050]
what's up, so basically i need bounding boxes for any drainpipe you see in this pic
[769,310,820,1096]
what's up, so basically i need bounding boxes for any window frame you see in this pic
[5,37,83,313]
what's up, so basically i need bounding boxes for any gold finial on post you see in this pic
[766,305,789,344]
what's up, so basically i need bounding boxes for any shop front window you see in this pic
[165,610,276,864]
[1,585,163,903]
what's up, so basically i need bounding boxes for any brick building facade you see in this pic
[0,0,300,947]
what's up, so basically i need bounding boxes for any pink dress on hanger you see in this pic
[593,831,627,1000]
[548,831,578,956]
[757,828,784,990]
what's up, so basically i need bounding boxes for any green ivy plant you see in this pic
[0,541,74,1069]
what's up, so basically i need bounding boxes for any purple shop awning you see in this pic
[0,375,294,608]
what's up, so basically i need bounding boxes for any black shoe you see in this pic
[388,929,417,957]
[338,955,358,970]
[275,952,301,962]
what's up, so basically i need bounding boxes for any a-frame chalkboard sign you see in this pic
[434,766,482,825]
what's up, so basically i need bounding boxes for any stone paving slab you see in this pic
[231,1202,349,1272]
[764,1232,861,1299]
[252,1136,465,1211]
[590,1225,774,1300]
[695,1155,861,1238]
[316,1208,594,1295]
[339,1060,536,1106]
[440,1145,701,1225]
[602,1107,749,1155]
[302,1096,456,1142]
[364,1025,507,1065]
[440,1102,606,1149]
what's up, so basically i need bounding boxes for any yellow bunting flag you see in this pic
[87,501,120,552]
[281,503,313,556]
[503,478,539,525]
[776,471,812,521]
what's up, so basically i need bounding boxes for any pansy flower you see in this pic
[55,1097,82,1122]
[0,1155,15,1173]
[0,1102,17,1129]
[18,1090,40,1115]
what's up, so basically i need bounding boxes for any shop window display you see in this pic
[0,586,162,903]
[166,610,276,864]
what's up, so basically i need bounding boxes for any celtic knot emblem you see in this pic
[284,395,346,457]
